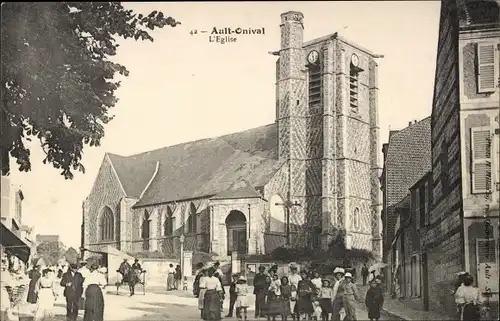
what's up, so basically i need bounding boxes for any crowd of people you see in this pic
[23,260,107,321]
[192,262,385,321]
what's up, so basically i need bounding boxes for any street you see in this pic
[45,284,403,321]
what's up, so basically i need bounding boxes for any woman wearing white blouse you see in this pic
[83,264,107,321]
[201,267,223,321]
[198,269,207,317]
[455,274,482,321]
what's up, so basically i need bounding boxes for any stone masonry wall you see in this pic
[336,41,376,252]
[263,162,290,252]
[131,198,211,255]
[83,154,125,256]
[210,198,263,257]
[425,0,463,315]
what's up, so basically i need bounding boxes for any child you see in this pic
[280,276,292,321]
[235,275,249,321]
[267,274,282,321]
[311,271,322,299]
[227,274,239,317]
[312,301,323,321]
[183,276,188,290]
[365,279,384,321]
[319,279,333,321]
[290,284,298,321]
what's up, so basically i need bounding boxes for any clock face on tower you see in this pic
[351,53,359,67]
[307,50,319,64]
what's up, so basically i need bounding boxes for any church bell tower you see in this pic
[276,11,309,244]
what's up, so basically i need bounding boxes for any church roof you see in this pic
[107,153,158,198]
[107,124,281,207]
[384,116,431,245]
[210,180,262,200]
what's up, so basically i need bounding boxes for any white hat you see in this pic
[344,272,353,278]
[238,275,247,281]
[333,267,345,275]
[457,271,467,276]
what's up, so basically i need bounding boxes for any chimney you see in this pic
[408,121,412,127]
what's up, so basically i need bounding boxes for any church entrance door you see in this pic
[225,210,247,256]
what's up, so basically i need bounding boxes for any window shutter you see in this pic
[476,239,498,293]
[477,43,497,93]
[471,127,492,193]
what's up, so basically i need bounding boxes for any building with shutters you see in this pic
[422,0,499,317]
[81,11,384,262]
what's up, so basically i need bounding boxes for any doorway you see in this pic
[421,252,429,310]
[225,210,247,256]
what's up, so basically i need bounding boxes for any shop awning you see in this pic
[1,223,30,263]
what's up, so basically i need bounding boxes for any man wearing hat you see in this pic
[60,263,84,321]
[331,267,346,321]
[253,265,269,318]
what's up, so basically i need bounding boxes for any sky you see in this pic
[7,1,441,248]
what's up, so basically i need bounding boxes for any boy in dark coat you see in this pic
[365,279,384,321]
[226,274,239,317]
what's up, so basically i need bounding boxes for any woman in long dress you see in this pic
[455,274,482,321]
[296,271,314,320]
[83,264,107,321]
[202,267,224,321]
[280,276,292,321]
[198,269,207,318]
[27,265,41,304]
[342,273,360,321]
[34,268,57,321]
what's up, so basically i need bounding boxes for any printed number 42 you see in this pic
[190,30,198,35]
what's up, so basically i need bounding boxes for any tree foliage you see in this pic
[36,240,65,265]
[1,2,180,178]
[268,228,373,264]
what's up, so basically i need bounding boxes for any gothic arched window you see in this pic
[187,203,197,233]
[164,206,175,236]
[141,210,151,250]
[99,207,114,241]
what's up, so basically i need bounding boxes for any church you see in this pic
[82,11,383,260]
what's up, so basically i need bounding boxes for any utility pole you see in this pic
[275,197,301,245]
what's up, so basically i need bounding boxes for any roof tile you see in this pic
[107,124,280,206]
[384,116,432,243]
